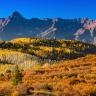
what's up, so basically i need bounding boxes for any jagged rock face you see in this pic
[0,11,96,44]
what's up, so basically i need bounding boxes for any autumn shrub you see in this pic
[0,85,13,96]
[88,87,96,96]
[70,78,86,85]
[0,73,5,81]
[14,84,28,95]
[35,83,53,92]
[54,83,65,91]
[26,87,34,95]
[11,91,20,96]
[12,83,35,96]
[90,91,96,96]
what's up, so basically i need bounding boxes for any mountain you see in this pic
[0,11,96,44]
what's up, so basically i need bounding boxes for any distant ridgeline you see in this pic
[0,11,96,45]
[0,38,96,61]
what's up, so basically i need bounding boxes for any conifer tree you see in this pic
[12,65,22,85]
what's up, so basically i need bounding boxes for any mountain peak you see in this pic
[10,11,24,19]
[14,11,21,14]
[13,11,21,15]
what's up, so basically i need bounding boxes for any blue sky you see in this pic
[0,0,96,19]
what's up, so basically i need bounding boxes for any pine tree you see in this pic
[50,47,57,60]
[12,65,22,85]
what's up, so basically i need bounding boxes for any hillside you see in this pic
[0,38,96,61]
[0,38,95,96]
[0,54,96,96]
[0,11,96,44]
[22,54,96,96]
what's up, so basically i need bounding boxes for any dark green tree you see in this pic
[49,47,58,60]
[12,65,22,85]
